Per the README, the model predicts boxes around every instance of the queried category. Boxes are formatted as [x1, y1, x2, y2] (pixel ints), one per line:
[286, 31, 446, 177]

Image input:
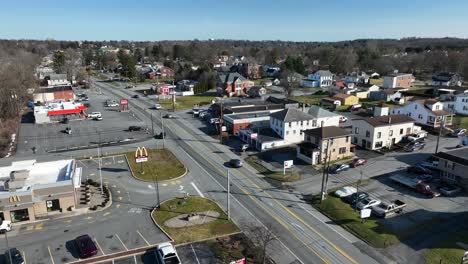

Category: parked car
[356, 197, 381, 210]
[329, 164, 350, 174]
[240, 144, 249, 152]
[132, 94, 139, 98]
[154, 132, 166, 139]
[156, 242, 181, 264]
[343, 192, 369, 204]
[416, 174, 433, 182]
[199, 111, 209, 118]
[229, 159, 243, 168]
[339, 116, 348, 123]
[128, 126, 142, 132]
[87, 112, 102, 119]
[65, 127, 72, 134]
[163, 114, 175, 119]
[92, 116, 103, 121]
[348, 104, 362, 111]
[439, 185, 462, 196]
[448, 128, 467, 137]
[334, 186, 357, 198]
[407, 165, 432, 175]
[372, 200, 406, 218]
[0, 220, 12, 234]
[154, 104, 162, 110]
[75, 234, 98, 258]
[405, 131, 427, 142]
[5, 248, 24, 264]
[404, 141, 425, 152]
[350, 158, 367, 168]
[106, 101, 119, 107]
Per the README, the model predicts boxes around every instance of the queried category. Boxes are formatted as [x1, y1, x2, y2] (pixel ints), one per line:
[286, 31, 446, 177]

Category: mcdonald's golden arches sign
[135, 146, 149, 163]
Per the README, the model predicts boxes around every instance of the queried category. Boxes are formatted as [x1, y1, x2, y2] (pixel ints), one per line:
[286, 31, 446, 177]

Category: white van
[0, 220, 12, 233]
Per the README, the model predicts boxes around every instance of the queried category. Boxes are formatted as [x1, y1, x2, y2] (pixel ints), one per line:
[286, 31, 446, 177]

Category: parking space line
[115, 234, 128, 251]
[22, 251, 26, 264]
[191, 182, 205, 198]
[94, 237, 106, 255]
[191, 244, 201, 264]
[48, 246, 55, 264]
[134, 255, 137, 264]
[136, 230, 151, 246]
[118, 196, 123, 201]
[116, 204, 121, 208]
[103, 212, 111, 216]
[35, 223, 43, 230]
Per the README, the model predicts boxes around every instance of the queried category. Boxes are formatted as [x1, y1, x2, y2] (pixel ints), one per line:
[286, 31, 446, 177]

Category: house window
[414, 105, 417, 110]
[286, 131, 289, 135]
[353, 137, 358, 143]
[312, 120, 317, 127]
[375, 141, 383, 148]
[436, 105, 440, 110]
[354, 127, 359, 134]
[377, 132, 381, 139]
[346, 136, 349, 143]
[418, 114, 423, 119]
[306, 120, 309, 126]
[400, 129, 403, 135]
[444, 161, 448, 168]
[321, 121, 324, 127]
[452, 163, 456, 170]
[406, 127, 411, 134]
[300, 121, 303, 126]
[389, 130, 393, 136]
[366, 131, 370, 138]
[339, 147, 346, 154]
[293, 130, 296, 135]
[408, 113, 412, 117]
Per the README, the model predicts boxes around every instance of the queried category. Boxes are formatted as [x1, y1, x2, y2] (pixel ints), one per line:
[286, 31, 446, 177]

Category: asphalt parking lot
[16, 88, 150, 156]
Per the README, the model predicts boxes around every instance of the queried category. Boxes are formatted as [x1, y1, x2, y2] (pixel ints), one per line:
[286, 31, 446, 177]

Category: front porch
[427, 114, 453, 127]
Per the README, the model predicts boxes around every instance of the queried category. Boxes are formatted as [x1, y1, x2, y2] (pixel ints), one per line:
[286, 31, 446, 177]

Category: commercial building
[33, 85, 75, 103]
[383, 73, 414, 89]
[435, 147, 468, 189]
[270, 108, 317, 144]
[0, 159, 80, 223]
[34, 101, 86, 123]
[223, 111, 272, 135]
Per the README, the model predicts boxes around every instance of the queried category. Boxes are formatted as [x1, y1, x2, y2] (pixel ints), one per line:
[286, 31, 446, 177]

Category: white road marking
[178, 185, 184, 191]
[162, 183, 168, 187]
[148, 184, 154, 189]
[190, 182, 205, 198]
[191, 244, 201, 264]
[115, 234, 128, 250]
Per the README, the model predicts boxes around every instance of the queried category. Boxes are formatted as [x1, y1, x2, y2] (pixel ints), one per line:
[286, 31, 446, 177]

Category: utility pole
[150, 112, 154, 135]
[219, 100, 224, 144]
[5, 230, 13, 264]
[160, 112, 165, 149]
[227, 169, 231, 220]
[355, 169, 364, 212]
[98, 131, 103, 195]
[320, 139, 331, 202]
[323, 139, 333, 199]
[435, 119, 445, 154]
[153, 172, 160, 208]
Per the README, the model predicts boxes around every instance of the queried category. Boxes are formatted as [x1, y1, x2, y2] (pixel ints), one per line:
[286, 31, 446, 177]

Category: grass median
[158, 95, 214, 110]
[424, 229, 468, 264]
[245, 156, 300, 182]
[152, 197, 240, 243]
[125, 149, 186, 182]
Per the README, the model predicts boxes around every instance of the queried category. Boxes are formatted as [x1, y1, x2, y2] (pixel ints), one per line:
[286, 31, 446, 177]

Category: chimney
[388, 117, 392, 124]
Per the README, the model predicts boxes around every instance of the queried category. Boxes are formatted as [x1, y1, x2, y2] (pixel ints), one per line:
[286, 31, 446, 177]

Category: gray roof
[307, 105, 340, 119]
[312, 70, 333, 77]
[48, 73, 67, 81]
[270, 108, 314, 122]
[435, 147, 468, 166]
[218, 72, 247, 83]
[303, 126, 351, 139]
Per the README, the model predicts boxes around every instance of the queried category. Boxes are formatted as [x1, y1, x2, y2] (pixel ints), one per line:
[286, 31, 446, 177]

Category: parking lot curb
[150, 207, 175, 243]
[67, 244, 157, 264]
[174, 231, 242, 247]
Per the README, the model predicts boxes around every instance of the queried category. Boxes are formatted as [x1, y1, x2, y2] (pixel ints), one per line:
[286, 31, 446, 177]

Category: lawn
[125, 149, 186, 182]
[291, 94, 328, 105]
[245, 156, 300, 182]
[311, 194, 399, 248]
[453, 115, 468, 129]
[158, 95, 215, 110]
[152, 197, 240, 243]
[369, 78, 383, 86]
[424, 230, 468, 264]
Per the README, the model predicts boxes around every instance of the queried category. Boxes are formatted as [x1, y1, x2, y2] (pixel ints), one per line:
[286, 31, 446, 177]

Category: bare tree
[247, 223, 276, 264]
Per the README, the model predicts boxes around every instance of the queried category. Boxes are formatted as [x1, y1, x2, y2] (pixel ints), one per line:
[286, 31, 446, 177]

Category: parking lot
[16, 88, 150, 156]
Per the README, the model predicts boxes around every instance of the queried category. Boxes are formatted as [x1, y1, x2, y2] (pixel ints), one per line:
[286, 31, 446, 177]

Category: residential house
[366, 71, 380, 79]
[231, 63, 261, 79]
[333, 93, 359, 106]
[217, 72, 253, 97]
[264, 66, 281, 77]
[344, 72, 370, 85]
[297, 126, 352, 165]
[432, 72, 463, 87]
[383, 73, 414, 88]
[270, 108, 317, 144]
[391, 99, 453, 128]
[301, 70, 334, 88]
[157, 66, 174, 78]
[247, 86, 267, 98]
[435, 147, 468, 189]
[306, 105, 341, 127]
[46, 74, 70, 86]
[444, 94, 468, 115]
[369, 90, 403, 103]
[352, 115, 417, 150]
[434, 87, 468, 101]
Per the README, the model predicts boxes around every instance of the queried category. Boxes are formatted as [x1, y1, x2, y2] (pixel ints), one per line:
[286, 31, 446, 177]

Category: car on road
[403, 141, 425, 152]
[105, 101, 119, 107]
[5, 248, 24, 264]
[64, 127, 72, 134]
[329, 164, 350, 173]
[132, 94, 140, 98]
[156, 242, 181, 264]
[154, 103, 162, 110]
[343, 192, 369, 204]
[87, 112, 102, 119]
[439, 185, 462, 197]
[334, 186, 357, 198]
[163, 114, 175, 119]
[0, 220, 12, 233]
[128, 126, 142, 132]
[350, 158, 367, 168]
[407, 165, 432, 175]
[75, 234, 98, 258]
[339, 116, 348, 123]
[154, 132, 166, 139]
[92, 116, 103, 121]
[356, 197, 381, 210]
[229, 159, 243, 168]
[448, 128, 467, 137]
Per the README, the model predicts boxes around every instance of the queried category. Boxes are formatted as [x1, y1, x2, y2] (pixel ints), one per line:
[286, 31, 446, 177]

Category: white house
[270, 108, 317, 144]
[47, 73, 70, 86]
[391, 99, 453, 128]
[352, 115, 417, 150]
[301, 70, 333, 88]
[344, 72, 369, 84]
[307, 105, 341, 127]
[448, 94, 468, 115]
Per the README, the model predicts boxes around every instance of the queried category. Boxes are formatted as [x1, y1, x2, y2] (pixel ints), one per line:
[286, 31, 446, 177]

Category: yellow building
[333, 93, 359, 105]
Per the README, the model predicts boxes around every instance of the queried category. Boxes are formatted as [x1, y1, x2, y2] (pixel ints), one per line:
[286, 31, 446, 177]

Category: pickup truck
[372, 200, 406, 218]
[390, 174, 440, 197]
[156, 242, 181, 264]
[405, 131, 427, 142]
[0, 220, 11, 233]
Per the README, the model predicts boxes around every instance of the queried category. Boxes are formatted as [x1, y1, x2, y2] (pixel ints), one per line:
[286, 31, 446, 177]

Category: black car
[128, 126, 142, 132]
[343, 192, 369, 204]
[229, 159, 243, 168]
[163, 114, 175, 119]
[5, 248, 24, 264]
[75, 234, 98, 258]
[407, 165, 432, 175]
[132, 94, 139, 98]
[404, 141, 425, 152]
[154, 132, 166, 139]
[328, 164, 350, 174]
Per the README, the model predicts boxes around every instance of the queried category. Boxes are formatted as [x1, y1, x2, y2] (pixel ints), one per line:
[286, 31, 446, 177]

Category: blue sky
[1, 0, 467, 41]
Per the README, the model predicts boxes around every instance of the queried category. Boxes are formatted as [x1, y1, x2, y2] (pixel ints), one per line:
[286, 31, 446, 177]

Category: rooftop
[333, 93, 353, 99]
[270, 108, 314, 122]
[356, 114, 415, 127]
[386, 73, 413, 77]
[35, 85, 73, 94]
[0, 159, 75, 192]
[435, 147, 468, 166]
[304, 126, 351, 139]
[308, 105, 340, 119]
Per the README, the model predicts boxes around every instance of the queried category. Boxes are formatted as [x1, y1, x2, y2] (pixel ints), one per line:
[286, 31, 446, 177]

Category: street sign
[46, 201, 53, 208]
[230, 258, 246, 264]
[284, 160, 294, 169]
[119, 99, 128, 105]
[360, 208, 372, 219]
[135, 157, 148, 163]
[250, 133, 258, 139]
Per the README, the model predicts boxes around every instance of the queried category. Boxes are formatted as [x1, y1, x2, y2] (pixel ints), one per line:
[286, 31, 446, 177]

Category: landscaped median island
[125, 149, 186, 181]
[245, 156, 300, 182]
[424, 230, 468, 264]
[158, 94, 214, 110]
[152, 197, 240, 243]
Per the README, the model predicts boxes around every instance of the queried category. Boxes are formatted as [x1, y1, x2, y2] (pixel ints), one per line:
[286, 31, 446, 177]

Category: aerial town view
[0, 1, 468, 263]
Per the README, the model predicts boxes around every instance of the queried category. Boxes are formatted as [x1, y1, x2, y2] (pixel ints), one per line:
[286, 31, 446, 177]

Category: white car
[156, 242, 181, 264]
[339, 116, 348, 123]
[88, 112, 102, 118]
[0, 220, 11, 233]
[334, 186, 357, 198]
[154, 104, 162, 110]
[106, 101, 119, 107]
[356, 197, 381, 210]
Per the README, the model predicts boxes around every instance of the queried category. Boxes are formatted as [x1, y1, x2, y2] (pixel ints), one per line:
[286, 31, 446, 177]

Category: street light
[4, 230, 13, 264]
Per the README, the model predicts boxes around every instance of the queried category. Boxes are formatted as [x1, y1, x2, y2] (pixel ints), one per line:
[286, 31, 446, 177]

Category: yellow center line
[93, 237, 106, 256]
[115, 234, 128, 251]
[47, 246, 55, 264]
[137, 230, 151, 246]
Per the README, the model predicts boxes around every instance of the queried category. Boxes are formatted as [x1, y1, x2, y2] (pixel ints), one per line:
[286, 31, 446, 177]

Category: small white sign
[46, 201, 53, 208]
[250, 133, 258, 139]
[284, 160, 294, 169]
[135, 157, 148, 163]
[360, 208, 372, 219]
[221, 126, 227, 132]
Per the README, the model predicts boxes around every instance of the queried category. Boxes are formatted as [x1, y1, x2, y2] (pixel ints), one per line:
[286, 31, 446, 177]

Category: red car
[75, 235, 98, 258]
[350, 158, 367, 168]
